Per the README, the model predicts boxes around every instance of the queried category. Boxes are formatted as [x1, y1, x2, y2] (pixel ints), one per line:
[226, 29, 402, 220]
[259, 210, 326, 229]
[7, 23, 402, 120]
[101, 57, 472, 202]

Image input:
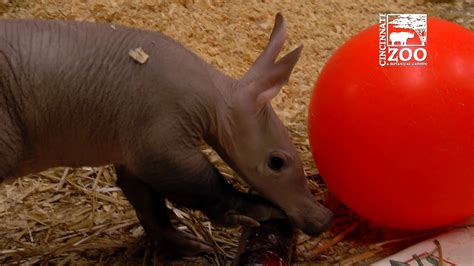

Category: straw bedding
[0, 0, 472, 264]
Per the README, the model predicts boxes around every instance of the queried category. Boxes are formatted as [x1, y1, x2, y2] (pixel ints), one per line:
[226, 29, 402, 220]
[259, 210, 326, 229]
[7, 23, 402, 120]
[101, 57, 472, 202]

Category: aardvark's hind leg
[0, 110, 24, 181]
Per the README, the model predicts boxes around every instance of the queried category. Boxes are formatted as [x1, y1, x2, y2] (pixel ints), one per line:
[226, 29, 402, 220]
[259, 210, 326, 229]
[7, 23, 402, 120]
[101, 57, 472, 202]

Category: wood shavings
[128, 47, 149, 64]
[303, 220, 362, 260]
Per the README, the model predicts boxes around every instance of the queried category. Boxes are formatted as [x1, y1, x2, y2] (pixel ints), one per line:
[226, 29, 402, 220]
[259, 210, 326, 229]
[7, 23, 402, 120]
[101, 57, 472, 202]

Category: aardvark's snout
[285, 196, 333, 236]
[298, 204, 333, 236]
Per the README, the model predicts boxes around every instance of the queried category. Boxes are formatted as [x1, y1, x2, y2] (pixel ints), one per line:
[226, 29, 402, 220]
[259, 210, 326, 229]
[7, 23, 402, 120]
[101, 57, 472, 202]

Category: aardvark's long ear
[241, 13, 303, 106]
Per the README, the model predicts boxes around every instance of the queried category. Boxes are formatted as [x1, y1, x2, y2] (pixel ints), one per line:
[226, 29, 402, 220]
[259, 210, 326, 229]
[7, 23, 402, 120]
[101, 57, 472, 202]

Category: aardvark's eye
[268, 155, 285, 171]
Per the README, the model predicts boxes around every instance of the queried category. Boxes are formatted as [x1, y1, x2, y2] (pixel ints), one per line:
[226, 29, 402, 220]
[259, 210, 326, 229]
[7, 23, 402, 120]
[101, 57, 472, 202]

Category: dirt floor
[0, 0, 472, 265]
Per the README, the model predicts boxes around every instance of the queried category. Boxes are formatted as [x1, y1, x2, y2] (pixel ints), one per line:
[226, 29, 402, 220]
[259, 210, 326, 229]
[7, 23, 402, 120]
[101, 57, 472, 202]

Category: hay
[128, 47, 150, 64]
[0, 0, 473, 264]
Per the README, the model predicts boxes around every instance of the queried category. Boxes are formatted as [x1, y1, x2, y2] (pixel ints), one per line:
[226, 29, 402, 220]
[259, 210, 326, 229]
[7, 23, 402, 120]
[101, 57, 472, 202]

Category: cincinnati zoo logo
[379, 14, 428, 66]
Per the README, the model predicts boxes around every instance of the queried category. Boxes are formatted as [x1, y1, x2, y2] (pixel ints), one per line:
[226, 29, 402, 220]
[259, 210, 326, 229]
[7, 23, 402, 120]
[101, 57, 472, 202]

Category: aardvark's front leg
[115, 164, 214, 257]
[141, 148, 285, 228]
[117, 145, 284, 256]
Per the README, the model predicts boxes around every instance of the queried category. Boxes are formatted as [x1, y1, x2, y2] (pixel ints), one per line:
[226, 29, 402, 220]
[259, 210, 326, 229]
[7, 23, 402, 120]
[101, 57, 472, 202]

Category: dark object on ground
[234, 218, 294, 266]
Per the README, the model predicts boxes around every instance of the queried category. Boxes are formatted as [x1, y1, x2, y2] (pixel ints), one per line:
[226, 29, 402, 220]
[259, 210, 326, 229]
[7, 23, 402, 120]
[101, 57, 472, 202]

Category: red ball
[308, 17, 474, 230]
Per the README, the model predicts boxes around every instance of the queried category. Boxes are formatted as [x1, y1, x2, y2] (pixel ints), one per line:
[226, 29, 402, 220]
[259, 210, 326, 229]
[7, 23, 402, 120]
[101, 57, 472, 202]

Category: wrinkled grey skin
[0, 14, 332, 256]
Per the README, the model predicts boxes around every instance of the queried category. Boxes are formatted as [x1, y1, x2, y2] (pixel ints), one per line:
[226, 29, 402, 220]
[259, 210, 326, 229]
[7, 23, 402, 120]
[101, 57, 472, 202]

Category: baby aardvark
[0, 13, 332, 255]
